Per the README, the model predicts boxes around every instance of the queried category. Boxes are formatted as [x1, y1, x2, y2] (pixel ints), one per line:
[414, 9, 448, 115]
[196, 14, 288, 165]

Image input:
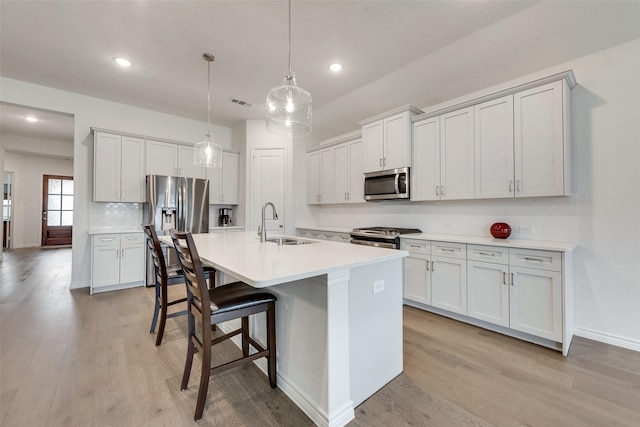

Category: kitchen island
[160, 231, 407, 427]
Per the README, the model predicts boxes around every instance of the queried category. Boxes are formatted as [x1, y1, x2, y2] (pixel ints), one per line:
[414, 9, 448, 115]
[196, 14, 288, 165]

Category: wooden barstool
[169, 229, 277, 421]
[143, 224, 215, 346]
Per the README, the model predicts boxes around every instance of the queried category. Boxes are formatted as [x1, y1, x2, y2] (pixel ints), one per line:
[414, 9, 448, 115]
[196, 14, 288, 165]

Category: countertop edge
[401, 233, 577, 252]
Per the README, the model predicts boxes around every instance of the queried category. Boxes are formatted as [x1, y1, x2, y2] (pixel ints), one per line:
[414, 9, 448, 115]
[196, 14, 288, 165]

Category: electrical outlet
[373, 280, 384, 294]
[442, 222, 454, 231]
[519, 225, 535, 234]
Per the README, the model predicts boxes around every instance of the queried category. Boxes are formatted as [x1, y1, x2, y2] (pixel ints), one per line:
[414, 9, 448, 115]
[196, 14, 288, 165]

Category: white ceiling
[2, 1, 640, 143]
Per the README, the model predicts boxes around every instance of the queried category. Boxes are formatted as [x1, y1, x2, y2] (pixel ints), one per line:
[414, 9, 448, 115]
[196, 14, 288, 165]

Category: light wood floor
[2, 248, 639, 426]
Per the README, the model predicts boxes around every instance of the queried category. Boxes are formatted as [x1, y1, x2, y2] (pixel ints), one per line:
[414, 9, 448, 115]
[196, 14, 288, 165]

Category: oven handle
[350, 239, 397, 249]
[394, 173, 400, 194]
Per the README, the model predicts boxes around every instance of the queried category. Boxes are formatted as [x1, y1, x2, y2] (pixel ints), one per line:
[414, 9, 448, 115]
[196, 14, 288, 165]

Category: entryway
[41, 174, 73, 246]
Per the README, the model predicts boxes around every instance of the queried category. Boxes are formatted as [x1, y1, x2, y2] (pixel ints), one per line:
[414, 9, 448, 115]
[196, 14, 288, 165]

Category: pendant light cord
[288, 0, 292, 76]
[207, 57, 212, 137]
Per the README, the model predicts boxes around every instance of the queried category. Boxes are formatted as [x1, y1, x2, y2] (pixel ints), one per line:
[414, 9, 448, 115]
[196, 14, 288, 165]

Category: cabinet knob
[509, 180, 513, 192]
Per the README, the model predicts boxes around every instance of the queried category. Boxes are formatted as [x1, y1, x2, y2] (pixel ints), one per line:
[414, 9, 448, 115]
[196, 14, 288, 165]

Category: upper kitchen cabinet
[412, 107, 475, 201]
[146, 140, 205, 179]
[93, 130, 145, 203]
[359, 105, 422, 173]
[307, 131, 365, 205]
[207, 150, 238, 205]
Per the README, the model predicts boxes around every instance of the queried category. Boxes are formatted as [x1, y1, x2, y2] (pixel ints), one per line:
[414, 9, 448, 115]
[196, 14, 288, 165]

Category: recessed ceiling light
[114, 57, 132, 67]
[329, 63, 343, 72]
[25, 116, 38, 122]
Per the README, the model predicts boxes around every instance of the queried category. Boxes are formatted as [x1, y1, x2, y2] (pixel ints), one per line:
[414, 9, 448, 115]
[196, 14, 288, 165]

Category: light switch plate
[373, 280, 384, 294]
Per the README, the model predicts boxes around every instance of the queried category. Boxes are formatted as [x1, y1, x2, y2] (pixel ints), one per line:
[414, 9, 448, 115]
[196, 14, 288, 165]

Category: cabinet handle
[431, 261, 435, 271]
[511, 272, 514, 286]
[426, 260, 430, 271]
[503, 272, 506, 285]
[100, 238, 115, 242]
[441, 185, 445, 195]
[347, 192, 350, 200]
[516, 180, 521, 192]
[440, 248, 455, 252]
[116, 249, 119, 258]
[435, 185, 440, 196]
[383, 157, 386, 166]
[121, 191, 125, 200]
[379, 158, 383, 167]
[509, 180, 513, 192]
[478, 251, 495, 256]
[410, 244, 421, 248]
[524, 256, 544, 262]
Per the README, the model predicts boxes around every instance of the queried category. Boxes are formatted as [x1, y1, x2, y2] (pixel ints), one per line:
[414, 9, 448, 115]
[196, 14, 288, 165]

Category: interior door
[42, 175, 73, 246]
[251, 148, 285, 234]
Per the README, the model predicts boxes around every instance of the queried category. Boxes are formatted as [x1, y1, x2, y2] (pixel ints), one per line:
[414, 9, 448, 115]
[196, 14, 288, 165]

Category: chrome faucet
[259, 202, 279, 242]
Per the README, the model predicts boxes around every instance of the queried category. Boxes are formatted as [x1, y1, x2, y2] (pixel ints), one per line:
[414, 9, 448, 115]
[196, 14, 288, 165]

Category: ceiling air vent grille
[228, 98, 254, 108]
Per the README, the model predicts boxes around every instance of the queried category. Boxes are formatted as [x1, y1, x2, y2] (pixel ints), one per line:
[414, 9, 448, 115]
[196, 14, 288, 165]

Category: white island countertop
[159, 231, 407, 288]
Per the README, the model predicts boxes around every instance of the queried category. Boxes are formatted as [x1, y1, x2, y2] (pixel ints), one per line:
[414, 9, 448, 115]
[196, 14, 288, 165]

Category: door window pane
[61, 211, 73, 226]
[48, 211, 61, 226]
[62, 195, 73, 210]
[48, 195, 62, 210]
[48, 179, 61, 194]
[62, 180, 74, 195]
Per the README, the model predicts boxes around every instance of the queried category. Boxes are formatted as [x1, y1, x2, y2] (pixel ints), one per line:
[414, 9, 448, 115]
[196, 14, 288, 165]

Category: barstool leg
[267, 301, 277, 388]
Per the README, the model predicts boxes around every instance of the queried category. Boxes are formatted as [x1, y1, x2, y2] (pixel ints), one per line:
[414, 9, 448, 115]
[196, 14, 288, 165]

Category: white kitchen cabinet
[296, 228, 351, 243]
[306, 132, 364, 204]
[91, 232, 145, 294]
[146, 140, 205, 179]
[401, 239, 431, 305]
[515, 80, 570, 197]
[93, 131, 145, 202]
[360, 105, 422, 173]
[207, 151, 238, 204]
[467, 245, 510, 327]
[412, 107, 474, 201]
[430, 241, 467, 315]
[474, 95, 515, 199]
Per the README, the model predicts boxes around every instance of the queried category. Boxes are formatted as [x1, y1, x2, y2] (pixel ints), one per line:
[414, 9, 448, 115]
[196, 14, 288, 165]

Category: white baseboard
[573, 326, 640, 353]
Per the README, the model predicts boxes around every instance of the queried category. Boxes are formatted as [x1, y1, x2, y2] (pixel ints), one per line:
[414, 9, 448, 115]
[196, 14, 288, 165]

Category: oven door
[364, 167, 409, 201]
[350, 235, 397, 249]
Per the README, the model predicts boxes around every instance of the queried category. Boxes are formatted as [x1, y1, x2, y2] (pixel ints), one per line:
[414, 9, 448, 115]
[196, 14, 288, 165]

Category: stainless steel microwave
[364, 167, 410, 201]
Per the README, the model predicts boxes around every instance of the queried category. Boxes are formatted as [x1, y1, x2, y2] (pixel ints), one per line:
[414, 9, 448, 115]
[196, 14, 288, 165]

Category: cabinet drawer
[121, 233, 144, 245]
[432, 241, 466, 259]
[93, 234, 120, 246]
[400, 239, 430, 254]
[334, 233, 351, 244]
[468, 244, 509, 264]
[509, 248, 561, 272]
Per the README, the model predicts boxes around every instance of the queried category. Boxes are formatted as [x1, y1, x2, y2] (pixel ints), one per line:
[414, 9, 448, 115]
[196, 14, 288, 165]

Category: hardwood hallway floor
[2, 247, 640, 426]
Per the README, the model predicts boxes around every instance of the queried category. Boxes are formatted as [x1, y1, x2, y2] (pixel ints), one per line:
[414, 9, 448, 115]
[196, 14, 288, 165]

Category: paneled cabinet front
[207, 151, 238, 204]
[146, 140, 205, 179]
[306, 138, 364, 205]
[91, 233, 145, 294]
[93, 132, 145, 202]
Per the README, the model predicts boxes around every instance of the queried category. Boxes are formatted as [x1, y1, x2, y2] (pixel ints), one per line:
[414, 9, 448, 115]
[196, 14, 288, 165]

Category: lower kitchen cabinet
[402, 237, 574, 355]
[296, 228, 351, 243]
[91, 232, 145, 294]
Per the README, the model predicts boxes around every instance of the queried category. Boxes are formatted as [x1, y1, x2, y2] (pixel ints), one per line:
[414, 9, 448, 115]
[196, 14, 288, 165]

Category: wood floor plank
[2, 248, 640, 427]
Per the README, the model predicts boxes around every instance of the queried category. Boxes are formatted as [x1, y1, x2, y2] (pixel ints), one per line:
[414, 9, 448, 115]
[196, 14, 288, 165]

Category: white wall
[0, 77, 232, 288]
[298, 39, 640, 351]
[3, 152, 73, 248]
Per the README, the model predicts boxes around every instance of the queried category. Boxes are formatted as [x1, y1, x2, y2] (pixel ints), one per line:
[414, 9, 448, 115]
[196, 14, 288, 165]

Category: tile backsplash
[90, 202, 143, 229]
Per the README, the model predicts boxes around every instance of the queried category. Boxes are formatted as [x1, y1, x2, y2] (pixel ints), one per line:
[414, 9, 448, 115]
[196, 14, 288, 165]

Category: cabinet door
[94, 132, 121, 202]
[120, 136, 145, 202]
[362, 121, 384, 173]
[440, 107, 475, 200]
[509, 266, 562, 342]
[514, 80, 565, 197]
[119, 238, 145, 284]
[307, 151, 320, 204]
[412, 117, 440, 201]
[177, 145, 205, 179]
[404, 254, 431, 305]
[431, 256, 467, 315]
[146, 140, 177, 176]
[319, 147, 335, 203]
[474, 95, 514, 199]
[347, 139, 364, 203]
[333, 143, 349, 203]
[383, 112, 410, 170]
[221, 151, 238, 204]
[467, 261, 509, 327]
[206, 162, 223, 203]
[92, 244, 120, 288]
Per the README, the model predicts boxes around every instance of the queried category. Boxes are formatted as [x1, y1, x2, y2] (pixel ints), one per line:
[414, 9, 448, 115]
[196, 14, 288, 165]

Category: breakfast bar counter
[160, 231, 408, 427]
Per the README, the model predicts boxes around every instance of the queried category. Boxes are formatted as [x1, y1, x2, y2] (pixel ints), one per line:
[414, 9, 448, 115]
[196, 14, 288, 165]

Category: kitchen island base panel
[218, 259, 403, 427]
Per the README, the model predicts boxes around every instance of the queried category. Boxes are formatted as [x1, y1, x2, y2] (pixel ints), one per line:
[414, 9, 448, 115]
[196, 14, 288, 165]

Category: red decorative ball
[490, 222, 511, 239]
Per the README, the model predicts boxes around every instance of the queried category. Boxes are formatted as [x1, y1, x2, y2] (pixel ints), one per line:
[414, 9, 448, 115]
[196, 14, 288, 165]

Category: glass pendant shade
[194, 135, 223, 168]
[266, 74, 312, 136]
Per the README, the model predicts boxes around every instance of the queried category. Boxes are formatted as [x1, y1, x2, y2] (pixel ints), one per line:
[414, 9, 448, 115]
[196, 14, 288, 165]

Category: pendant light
[194, 53, 223, 167]
[265, 0, 312, 137]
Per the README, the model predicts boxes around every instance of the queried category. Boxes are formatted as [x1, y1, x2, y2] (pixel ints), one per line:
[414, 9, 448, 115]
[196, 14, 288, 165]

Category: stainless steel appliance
[350, 226, 421, 249]
[364, 167, 410, 201]
[218, 208, 232, 226]
[143, 175, 209, 286]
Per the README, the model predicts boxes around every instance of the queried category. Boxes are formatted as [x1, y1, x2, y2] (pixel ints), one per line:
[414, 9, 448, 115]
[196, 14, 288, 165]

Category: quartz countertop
[160, 231, 407, 288]
[295, 225, 353, 234]
[209, 225, 244, 230]
[401, 233, 577, 252]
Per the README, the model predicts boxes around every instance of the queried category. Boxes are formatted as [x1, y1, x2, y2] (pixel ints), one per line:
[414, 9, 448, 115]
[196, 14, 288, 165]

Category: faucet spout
[260, 202, 279, 242]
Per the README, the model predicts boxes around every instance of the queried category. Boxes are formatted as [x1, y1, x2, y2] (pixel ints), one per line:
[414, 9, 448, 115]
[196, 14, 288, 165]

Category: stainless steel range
[350, 226, 422, 249]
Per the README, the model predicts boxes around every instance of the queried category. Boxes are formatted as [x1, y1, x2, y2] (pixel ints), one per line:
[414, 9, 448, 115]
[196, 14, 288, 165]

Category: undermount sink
[266, 237, 318, 246]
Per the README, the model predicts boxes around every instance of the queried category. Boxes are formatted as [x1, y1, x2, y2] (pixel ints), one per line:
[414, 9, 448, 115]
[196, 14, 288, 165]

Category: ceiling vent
[228, 97, 254, 108]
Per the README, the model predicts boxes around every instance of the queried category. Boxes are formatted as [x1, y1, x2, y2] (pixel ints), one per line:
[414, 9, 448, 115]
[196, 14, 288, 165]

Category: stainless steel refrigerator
[143, 175, 209, 286]
[143, 175, 209, 235]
